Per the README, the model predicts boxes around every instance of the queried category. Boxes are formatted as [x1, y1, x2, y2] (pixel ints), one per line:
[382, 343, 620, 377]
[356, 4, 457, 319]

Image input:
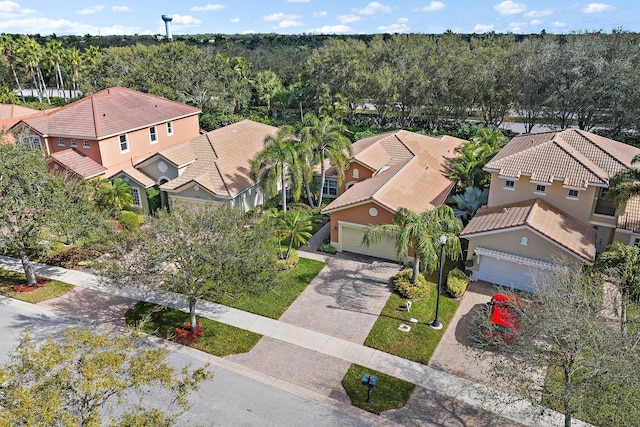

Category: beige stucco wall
[613, 230, 640, 246]
[231, 185, 265, 211]
[466, 228, 569, 263]
[487, 173, 600, 223]
[328, 202, 394, 244]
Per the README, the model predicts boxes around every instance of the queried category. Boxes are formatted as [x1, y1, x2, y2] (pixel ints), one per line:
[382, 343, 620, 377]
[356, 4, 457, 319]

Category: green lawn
[126, 301, 262, 356]
[212, 257, 325, 319]
[0, 269, 74, 303]
[342, 364, 415, 414]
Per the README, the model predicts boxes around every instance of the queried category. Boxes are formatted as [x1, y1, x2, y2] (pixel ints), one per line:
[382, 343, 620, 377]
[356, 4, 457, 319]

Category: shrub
[288, 203, 314, 215]
[318, 243, 337, 254]
[46, 246, 102, 269]
[276, 248, 299, 270]
[118, 211, 144, 230]
[393, 269, 429, 300]
[446, 268, 470, 298]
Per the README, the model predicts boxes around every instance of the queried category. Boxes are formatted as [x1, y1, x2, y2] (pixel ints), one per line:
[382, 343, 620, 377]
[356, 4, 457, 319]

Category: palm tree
[66, 48, 83, 95]
[300, 113, 353, 206]
[251, 126, 303, 212]
[95, 178, 133, 214]
[598, 241, 640, 336]
[450, 126, 507, 189]
[449, 187, 489, 223]
[0, 35, 25, 102]
[608, 154, 640, 207]
[16, 36, 49, 103]
[44, 39, 67, 100]
[362, 205, 463, 283]
[272, 210, 312, 260]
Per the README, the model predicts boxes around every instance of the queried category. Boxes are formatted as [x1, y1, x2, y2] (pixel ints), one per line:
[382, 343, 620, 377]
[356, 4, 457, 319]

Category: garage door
[477, 255, 541, 292]
[341, 225, 399, 261]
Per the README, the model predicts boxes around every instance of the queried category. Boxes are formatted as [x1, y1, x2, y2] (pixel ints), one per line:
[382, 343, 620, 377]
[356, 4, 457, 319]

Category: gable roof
[0, 104, 50, 136]
[159, 120, 279, 198]
[485, 129, 640, 188]
[18, 87, 200, 140]
[48, 148, 107, 179]
[461, 198, 596, 263]
[323, 131, 464, 214]
[617, 196, 640, 234]
[117, 167, 156, 189]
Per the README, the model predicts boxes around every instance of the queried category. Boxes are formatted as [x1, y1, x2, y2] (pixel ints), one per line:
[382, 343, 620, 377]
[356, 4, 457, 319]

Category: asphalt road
[0, 297, 374, 427]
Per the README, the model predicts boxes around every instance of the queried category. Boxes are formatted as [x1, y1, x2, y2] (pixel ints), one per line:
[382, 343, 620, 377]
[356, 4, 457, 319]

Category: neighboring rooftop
[17, 87, 201, 139]
[323, 131, 464, 214]
[48, 148, 107, 179]
[617, 195, 640, 234]
[0, 104, 47, 132]
[461, 198, 596, 263]
[485, 129, 640, 188]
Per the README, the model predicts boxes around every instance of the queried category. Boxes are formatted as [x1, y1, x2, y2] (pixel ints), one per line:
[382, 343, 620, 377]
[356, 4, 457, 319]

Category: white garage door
[341, 225, 399, 261]
[478, 255, 542, 292]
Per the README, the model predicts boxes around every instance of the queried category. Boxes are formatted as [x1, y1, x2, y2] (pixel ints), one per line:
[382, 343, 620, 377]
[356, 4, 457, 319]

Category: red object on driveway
[482, 293, 523, 344]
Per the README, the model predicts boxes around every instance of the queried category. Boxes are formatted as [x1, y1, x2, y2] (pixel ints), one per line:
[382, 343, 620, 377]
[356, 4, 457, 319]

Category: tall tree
[253, 69, 282, 117]
[99, 205, 280, 332]
[15, 35, 49, 103]
[300, 113, 353, 207]
[607, 153, 640, 206]
[362, 205, 462, 283]
[44, 39, 67, 100]
[0, 35, 25, 102]
[0, 327, 211, 426]
[251, 126, 303, 212]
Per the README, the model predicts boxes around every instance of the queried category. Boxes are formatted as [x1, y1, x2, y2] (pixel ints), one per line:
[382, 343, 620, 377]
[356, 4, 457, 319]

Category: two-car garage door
[477, 254, 543, 293]
[341, 224, 400, 261]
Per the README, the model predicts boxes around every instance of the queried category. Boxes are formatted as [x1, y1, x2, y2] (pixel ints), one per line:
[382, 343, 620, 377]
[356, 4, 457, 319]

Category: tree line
[2, 31, 640, 139]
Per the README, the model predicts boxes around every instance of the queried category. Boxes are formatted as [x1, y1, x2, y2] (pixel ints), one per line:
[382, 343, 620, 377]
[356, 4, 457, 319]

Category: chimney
[162, 14, 173, 41]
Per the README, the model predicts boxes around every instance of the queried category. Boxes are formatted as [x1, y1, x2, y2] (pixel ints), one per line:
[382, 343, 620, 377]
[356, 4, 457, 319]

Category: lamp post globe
[430, 234, 447, 330]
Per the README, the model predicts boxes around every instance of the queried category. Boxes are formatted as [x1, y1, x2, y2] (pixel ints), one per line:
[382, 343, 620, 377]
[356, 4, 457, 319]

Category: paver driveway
[227, 252, 400, 401]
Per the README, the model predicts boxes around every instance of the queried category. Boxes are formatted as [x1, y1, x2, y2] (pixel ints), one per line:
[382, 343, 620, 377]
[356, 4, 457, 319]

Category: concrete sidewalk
[0, 255, 581, 426]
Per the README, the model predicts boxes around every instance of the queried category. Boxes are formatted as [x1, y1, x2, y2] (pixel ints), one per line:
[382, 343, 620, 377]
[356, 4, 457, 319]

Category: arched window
[352, 168, 359, 179]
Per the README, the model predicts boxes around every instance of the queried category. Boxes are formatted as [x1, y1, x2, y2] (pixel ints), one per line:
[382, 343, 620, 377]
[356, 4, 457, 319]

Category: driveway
[227, 252, 400, 402]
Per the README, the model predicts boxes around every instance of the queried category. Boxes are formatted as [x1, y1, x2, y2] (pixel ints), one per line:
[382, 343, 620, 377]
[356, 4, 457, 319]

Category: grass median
[0, 269, 74, 303]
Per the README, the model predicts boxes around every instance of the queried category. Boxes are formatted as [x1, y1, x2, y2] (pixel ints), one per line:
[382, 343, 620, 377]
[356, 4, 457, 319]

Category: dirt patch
[11, 277, 47, 292]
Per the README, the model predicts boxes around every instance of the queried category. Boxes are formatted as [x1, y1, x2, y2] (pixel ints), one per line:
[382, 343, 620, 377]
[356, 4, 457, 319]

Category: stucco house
[322, 130, 465, 260]
[116, 120, 278, 213]
[461, 129, 640, 291]
[10, 86, 201, 179]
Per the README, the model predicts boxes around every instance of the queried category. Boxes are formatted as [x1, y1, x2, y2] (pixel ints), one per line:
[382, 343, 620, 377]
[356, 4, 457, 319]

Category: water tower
[162, 14, 173, 41]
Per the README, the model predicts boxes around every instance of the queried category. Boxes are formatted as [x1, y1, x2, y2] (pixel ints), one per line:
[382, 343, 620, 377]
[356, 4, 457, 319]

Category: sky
[0, 0, 637, 36]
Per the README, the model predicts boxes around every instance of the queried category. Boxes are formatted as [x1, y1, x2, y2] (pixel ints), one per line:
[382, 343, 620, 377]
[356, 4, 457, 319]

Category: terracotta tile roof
[49, 148, 106, 179]
[617, 196, 640, 233]
[160, 120, 279, 198]
[486, 129, 640, 188]
[461, 198, 596, 262]
[0, 104, 50, 132]
[19, 87, 200, 139]
[323, 131, 463, 214]
[118, 167, 155, 188]
[155, 139, 197, 168]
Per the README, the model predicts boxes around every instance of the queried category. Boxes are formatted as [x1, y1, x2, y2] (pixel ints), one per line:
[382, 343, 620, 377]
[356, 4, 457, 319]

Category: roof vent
[103, 113, 106, 117]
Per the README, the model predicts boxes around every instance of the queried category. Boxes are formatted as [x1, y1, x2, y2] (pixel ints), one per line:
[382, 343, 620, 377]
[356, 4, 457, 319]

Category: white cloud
[530, 19, 542, 25]
[493, 1, 527, 15]
[169, 14, 202, 29]
[264, 13, 301, 22]
[312, 11, 327, 18]
[473, 23, 494, 32]
[0, 1, 36, 18]
[508, 21, 525, 32]
[2, 16, 144, 35]
[524, 9, 552, 18]
[338, 14, 361, 24]
[111, 6, 129, 12]
[242, 29, 256, 34]
[230, 17, 240, 23]
[398, 17, 408, 23]
[190, 4, 226, 12]
[306, 24, 352, 34]
[355, 2, 392, 15]
[278, 19, 304, 28]
[583, 3, 616, 13]
[550, 21, 566, 28]
[378, 22, 410, 33]
[415, 1, 445, 12]
[76, 5, 104, 15]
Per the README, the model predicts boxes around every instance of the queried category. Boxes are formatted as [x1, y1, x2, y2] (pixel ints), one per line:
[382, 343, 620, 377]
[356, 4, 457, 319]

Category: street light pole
[430, 234, 447, 330]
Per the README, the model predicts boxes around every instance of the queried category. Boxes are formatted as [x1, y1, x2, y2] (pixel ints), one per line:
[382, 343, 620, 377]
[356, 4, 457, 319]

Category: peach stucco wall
[46, 137, 101, 164]
[339, 162, 374, 194]
[329, 202, 394, 243]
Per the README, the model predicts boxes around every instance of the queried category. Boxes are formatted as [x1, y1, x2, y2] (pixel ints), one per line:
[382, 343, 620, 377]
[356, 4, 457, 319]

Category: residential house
[11, 86, 201, 179]
[116, 120, 278, 213]
[322, 130, 465, 261]
[461, 129, 640, 291]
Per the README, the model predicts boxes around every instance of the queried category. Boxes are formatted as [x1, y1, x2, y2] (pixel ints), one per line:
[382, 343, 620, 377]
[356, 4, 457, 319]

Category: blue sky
[0, 1, 636, 36]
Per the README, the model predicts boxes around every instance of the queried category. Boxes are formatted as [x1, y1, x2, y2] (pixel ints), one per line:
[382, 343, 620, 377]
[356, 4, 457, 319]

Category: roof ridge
[91, 93, 100, 138]
[371, 156, 413, 201]
[553, 133, 609, 183]
[212, 162, 231, 197]
[524, 198, 539, 224]
[206, 133, 219, 160]
[572, 129, 629, 170]
[484, 138, 552, 174]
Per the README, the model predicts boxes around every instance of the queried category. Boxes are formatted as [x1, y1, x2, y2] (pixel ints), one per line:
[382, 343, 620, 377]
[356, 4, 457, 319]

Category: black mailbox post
[361, 373, 378, 403]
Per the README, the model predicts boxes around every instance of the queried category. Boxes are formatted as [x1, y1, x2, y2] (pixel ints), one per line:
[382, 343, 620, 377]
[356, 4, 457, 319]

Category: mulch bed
[174, 322, 204, 343]
[11, 277, 48, 292]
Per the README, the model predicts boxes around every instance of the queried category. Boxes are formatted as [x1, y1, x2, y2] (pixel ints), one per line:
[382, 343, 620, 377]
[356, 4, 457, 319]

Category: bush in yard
[318, 243, 337, 254]
[446, 268, 470, 297]
[393, 269, 429, 300]
[118, 211, 144, 230]
[288, 203, 314, 215]
[46, 246, 102, 269]
[276, 248, 299, 270]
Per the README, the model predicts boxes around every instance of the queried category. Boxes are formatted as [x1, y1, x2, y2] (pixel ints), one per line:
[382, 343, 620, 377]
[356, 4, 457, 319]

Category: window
[58, 138, 64, 146]
[352, 168, 359, 179]
[166, 121, 173, 136]
[534, 184, 546, 194]
[70, 139, 77, 147]
[322, 179, 338, 196]
[504, 180, 515, 190]
[567, 189, 579, 199]
[83, 140, 90, 148]
[119, 134, 129, 153]
[149, 126, 158, 143]
[632, 237, 640, 248]
[30, 136, 42, 150]
[130, 187, 142, 207]
[520, 236, 528, 246]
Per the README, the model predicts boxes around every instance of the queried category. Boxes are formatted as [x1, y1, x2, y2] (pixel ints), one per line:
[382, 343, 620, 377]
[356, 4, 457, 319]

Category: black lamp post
[430, 234, 447, 330]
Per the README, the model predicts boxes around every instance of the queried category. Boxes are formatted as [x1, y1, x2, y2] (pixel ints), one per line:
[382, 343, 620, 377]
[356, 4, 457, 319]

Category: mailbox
[361, 373, 378, 403]
[361, 373, 370, 386]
